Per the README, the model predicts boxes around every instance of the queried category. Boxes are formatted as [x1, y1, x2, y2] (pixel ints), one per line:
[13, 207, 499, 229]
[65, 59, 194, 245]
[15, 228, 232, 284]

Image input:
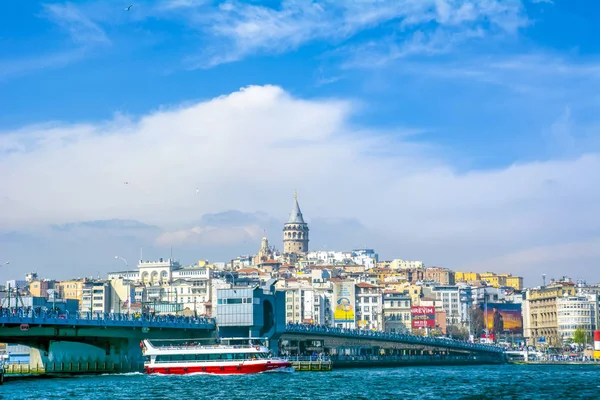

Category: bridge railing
[0, 309, 215, 329]
[284, 324, 505, 354]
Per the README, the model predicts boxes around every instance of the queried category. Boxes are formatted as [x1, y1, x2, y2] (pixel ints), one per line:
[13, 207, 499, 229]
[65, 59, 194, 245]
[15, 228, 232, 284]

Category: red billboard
[411, 306, 435, 328]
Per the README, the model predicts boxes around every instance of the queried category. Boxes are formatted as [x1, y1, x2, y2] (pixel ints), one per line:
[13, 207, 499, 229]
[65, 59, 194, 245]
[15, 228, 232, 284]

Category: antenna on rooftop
[542, 274, 546, 287]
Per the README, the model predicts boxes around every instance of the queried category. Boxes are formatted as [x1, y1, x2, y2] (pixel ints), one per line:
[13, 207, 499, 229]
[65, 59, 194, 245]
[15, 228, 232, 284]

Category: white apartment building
[107, 259, 214, 314]
[81, 281, 111, 314]
[108, 258, 181, 284]
[282, 285, 332, 326]
[557, 294, 599, 343]
[389, 259, 424, 270]
[432, 286, 462, 327]
[356, 283, 383, 330]
[170, 279, 211, 316]
[305, 250, 377, 270]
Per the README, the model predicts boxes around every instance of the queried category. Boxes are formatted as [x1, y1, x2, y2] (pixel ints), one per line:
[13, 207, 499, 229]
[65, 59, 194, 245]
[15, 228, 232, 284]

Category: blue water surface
[2, 365, 599, 399]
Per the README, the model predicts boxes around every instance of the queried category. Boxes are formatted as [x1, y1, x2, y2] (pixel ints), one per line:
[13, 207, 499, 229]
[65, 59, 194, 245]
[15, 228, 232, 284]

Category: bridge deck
[0, 312, 215, 330]
[285, 325, 504, 354]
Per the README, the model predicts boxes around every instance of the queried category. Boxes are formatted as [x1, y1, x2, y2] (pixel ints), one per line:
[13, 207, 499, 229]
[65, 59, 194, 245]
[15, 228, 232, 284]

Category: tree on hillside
[469, 307, 485, 337]
[573, 328, 587, 346]
[448, 325, 470, 340]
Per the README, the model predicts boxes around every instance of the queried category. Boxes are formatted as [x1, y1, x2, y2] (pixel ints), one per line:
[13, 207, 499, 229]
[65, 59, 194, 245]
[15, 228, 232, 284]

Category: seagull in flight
[124, 181, 130, 185]
[196, 188, 199, 194]
[125, 5, 133, 11]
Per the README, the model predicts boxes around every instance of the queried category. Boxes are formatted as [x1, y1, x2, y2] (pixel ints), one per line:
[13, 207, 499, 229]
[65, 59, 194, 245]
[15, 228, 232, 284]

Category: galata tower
[283, 192, 309, 254]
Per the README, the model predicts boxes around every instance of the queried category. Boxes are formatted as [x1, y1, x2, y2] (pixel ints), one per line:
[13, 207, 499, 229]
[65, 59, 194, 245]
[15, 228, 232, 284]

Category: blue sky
[1, 0, 600, 285]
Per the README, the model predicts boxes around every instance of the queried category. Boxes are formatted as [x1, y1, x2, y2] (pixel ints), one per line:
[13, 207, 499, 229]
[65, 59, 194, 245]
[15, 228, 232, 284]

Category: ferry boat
[142, 340, 292, 375]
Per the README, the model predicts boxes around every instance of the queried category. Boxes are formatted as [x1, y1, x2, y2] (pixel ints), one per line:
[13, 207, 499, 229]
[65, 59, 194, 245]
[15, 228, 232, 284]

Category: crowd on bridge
[0, 306, 214, 326]
[285, 323, 504, 353]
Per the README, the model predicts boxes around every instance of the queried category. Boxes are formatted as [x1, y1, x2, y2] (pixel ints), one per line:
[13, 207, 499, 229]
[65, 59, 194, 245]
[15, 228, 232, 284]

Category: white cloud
[42, 2, 111, 46]
[156, 225, 263, 247]
[1, 85, 599, 283]
[185, 0, 527, 67]
[0, 49, 87, 81]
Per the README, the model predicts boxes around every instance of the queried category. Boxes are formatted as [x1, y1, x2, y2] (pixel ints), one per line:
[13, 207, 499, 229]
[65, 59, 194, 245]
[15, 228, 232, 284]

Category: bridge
[281, 324, 506, 366]
[0, 281, 506, 375]
[0, 310, 215, 372]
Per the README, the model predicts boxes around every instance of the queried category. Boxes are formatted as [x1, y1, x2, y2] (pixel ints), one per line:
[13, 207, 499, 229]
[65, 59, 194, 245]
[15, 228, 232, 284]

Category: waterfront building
[57, 279, 87, 304]
[106, 258, 214, 314]
[5, 279, 27, 291]
[356, 282, 383, 330]
[557, 294, 598, 344]
[281, 283, 330, 325]
[81, 281, 111, 314]
[28, 280, 52, 298]
[523, 281, 577, 347]
[283, 192, 309, 255]
[169, 278, 211, 316]
[431, 286, 463, 327]
[382, 291, 411, 334]
[109, 278, 138, 313]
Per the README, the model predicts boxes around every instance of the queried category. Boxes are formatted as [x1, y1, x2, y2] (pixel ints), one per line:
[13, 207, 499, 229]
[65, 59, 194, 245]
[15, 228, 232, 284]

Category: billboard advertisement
[333, 281, 355, 323]
[411, 306, 435, 328]
[482, 303, 523, 334]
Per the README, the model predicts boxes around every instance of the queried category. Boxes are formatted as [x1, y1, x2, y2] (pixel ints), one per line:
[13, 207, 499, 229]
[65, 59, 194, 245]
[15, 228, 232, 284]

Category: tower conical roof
[287, 193, 305, 224]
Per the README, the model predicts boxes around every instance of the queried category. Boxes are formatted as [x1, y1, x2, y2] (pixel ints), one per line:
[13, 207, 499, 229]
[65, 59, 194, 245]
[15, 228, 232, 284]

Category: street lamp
[114, 256, 128, 266]
[224, 271, 236, 287]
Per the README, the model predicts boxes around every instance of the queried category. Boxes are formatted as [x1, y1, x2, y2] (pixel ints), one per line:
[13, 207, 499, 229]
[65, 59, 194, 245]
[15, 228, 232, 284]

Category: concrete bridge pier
[26, 339, 144, 372]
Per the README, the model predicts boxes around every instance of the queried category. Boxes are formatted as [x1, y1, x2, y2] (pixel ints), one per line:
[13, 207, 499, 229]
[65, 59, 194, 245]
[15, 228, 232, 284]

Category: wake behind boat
[142, 340, 292, 375]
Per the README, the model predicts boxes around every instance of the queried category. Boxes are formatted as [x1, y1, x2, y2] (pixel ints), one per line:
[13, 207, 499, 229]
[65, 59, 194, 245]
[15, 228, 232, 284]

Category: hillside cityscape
[2, 194, 597, 363]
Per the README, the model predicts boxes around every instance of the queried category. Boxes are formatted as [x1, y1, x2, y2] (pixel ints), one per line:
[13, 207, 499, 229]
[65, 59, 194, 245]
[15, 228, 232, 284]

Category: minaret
[283, 191, 309, 254]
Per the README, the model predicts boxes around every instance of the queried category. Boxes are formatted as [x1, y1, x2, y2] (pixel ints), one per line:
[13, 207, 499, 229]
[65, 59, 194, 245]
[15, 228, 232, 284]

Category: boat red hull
[145, 361, 292, 375]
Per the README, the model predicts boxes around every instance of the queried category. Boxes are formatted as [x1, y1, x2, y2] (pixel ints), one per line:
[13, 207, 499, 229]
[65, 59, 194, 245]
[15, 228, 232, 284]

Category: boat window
[156, 355, 170, 363]
[171, 354, 184, 361]
[183, 354, 196, 361]
[209, 353, 221, 360]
